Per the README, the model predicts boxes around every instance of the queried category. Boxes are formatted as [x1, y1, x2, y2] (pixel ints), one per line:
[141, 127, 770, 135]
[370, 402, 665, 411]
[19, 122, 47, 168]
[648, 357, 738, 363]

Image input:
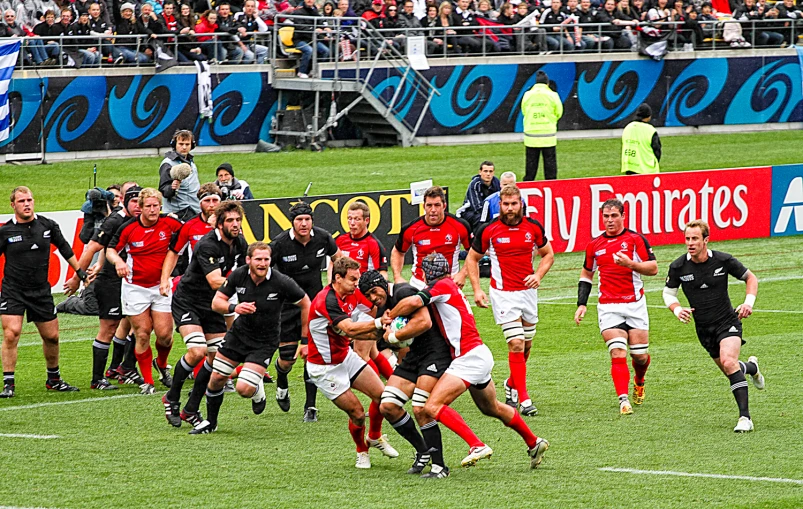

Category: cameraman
[159, 129, 200, 222]
[78, 184, 121, 245]
[214, 163, 254, 201]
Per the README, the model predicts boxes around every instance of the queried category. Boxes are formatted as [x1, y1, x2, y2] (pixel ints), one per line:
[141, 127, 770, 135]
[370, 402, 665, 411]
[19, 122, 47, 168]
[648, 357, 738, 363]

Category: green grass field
[0, 132, 802, 509]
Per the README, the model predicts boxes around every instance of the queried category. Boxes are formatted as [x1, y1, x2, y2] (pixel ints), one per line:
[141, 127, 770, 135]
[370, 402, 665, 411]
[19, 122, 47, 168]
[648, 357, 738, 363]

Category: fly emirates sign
[518, 167, 773, 253]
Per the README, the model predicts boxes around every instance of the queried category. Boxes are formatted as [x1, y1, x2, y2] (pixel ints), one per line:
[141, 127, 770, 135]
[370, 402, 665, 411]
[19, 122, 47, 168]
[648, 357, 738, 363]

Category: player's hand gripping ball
[389, 316, 414, 348]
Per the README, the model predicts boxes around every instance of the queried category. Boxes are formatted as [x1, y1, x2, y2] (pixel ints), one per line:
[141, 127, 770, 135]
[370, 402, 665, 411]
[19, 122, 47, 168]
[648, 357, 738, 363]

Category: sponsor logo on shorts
[181, 312, 192, 322]
[700, 283, 708, 289]
[680, 274, 694, 282]
[267, 293, 278, 300]
[43, 230, 51, 238]
[0, 302, 6, 310]
[714, 267, 725, 276]
[283, 255, 297, 262]
[729, 326, 738, 333]
[109, 307, 120, 315]
[316, 248, 325, 257]
[426, 364, 437, 372]
[30, 244, 39, 250]
[7, 235, 22, 243]
[302, 265, 309, 270]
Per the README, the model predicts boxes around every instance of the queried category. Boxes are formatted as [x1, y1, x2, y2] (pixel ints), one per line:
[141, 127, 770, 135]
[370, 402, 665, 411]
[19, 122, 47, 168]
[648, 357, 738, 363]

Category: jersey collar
[11, 214, 37, 224]
[248, 267, 272, 281]
[601, 228, 627, 239]
[686, 249, 713, 261]
[289, 228, 315, 241]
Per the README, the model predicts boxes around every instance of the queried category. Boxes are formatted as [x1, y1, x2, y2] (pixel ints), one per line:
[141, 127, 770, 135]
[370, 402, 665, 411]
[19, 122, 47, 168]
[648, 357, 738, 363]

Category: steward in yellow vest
[521, 70, 563, 180]
[621, 103, 661, 175]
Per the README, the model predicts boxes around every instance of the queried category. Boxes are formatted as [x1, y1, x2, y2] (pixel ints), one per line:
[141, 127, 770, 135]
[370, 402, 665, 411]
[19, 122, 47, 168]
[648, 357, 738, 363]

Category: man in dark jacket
[216, 2, 248, 62]
[112, 2, 149, 63]
[456, 161, 501, 232]
[71, 10, 103, 65]
[450, 0, 483, 53]
[30, 9, 63, 65]
[292, 0, 329, 77]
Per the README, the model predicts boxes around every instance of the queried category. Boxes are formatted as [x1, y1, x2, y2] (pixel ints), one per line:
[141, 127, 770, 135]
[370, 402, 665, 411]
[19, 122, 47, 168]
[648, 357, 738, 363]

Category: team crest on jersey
[43, 230, 50, 238]
[316, 248, 325, 257]
[283, 255, 297, 262]
[357, 248, 364, 258]
[621, 242, 628, 250]
[159, 231, 166, 240]
[680, 274, 695, 282]
[525, 232, 532, 242]
[714, 267, 725, 276]
[445, 234, 453, 243]
[7, 235, 22, 243]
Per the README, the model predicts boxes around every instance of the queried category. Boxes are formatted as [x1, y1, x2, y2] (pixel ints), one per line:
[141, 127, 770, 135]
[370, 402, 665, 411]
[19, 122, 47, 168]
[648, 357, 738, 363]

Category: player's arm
[390, 246, 406, 284]
[296, 295, 311, 339]
[735, 269, 758, 319]
[160, 250, 180, 296]
[451, 220, 473, 288]
[212, 277, 255, 315]
[615, 235, 658, 276]
[388, 294, 425, 320]
[466, 248, 489, 308]
[386, 306, 431, 344]
[663, 265, 693, 323]
[373, 237, 389, 280]
[63, 239, 103, 295]
[525, 240, 555, 289]
[574, 267, 594, 325]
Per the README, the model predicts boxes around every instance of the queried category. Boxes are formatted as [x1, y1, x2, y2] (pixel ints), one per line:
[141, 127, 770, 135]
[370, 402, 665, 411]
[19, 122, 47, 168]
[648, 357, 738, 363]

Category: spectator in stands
[451, 0, 485, 53]
[137, 1, 164, 57]
[775, 0, 800, 45]
[215, 163, 255, 200]
[480, 170, 517, 222]
[540, 0, 575, 51]
[159, 2, 177, 42]
[615, 0, 640, 48]
[175, 3, 207, 61]
[3, 9, 32, 65]
[234, 0, 268, 63]
[578, 0, 614, 50]
[30, 9, 62, 66]
[477, 0, 499, 19]
[196, 9, 225, 60]
[71, 0, 92, 20]
[216, 2, 246, 63]
[647, 0, 671, 22]
[362, 0, 384, 28]
[699, 2, 717, 40]
[72, 10, 103, 65]
[514, 1, 548, 53]
[427, 1, 461, 55]
[456, 160, 501, 232]
[144, 0, 163, 15]
[597, 0, 631, 49]
[112, 3, 149, 64]
[87, 2, 113, 61]
[293, 0, 330, 78]
[399, 0, 424, 35]
[562, 0, 585, 49]
[736, 0, 784, 46]
[383, 4, 408, 48]
[759, 1, 786, 46]
[631, 0, 646, 20]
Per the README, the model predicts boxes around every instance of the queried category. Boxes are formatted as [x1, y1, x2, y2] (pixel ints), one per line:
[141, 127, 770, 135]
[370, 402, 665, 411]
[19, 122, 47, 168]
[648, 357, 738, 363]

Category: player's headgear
[289, 201, 313, 220]
[358, 270, 388, 296]
[421, 253, 450, 283]
[124, 185, 142, 208]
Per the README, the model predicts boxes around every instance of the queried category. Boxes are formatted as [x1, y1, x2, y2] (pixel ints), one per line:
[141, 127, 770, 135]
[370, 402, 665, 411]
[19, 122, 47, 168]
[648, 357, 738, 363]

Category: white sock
[252, 382, 265, 402]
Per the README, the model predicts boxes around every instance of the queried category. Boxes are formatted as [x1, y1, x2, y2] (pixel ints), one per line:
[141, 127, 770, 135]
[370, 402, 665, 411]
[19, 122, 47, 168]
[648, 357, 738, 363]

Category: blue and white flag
[0, 40, 21, 142]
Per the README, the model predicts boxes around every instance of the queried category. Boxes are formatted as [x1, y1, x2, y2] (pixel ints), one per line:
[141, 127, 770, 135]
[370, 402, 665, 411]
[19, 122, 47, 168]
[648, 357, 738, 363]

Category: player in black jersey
[0, 187, 86, 397]
[268, 202, 341, 421]
[359, 270, 453, 479]
[189, 242, 310, 434]
[663, 220, 765, 433]
[64, 182, 141, 390]
[162, 201, 248, 428]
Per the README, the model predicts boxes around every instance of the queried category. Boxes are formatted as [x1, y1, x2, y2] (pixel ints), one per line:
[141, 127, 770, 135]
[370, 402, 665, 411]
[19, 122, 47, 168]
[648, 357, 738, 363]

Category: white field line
[18, 337, 91, 348]
[599, 467, 803, 485]
[0, 391, 165, 412]
[0, 433, 61, 439]
[539, 301, 803, 314]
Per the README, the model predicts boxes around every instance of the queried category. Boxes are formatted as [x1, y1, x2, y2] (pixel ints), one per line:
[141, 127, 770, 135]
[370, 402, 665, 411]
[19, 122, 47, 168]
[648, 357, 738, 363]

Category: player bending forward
[663, 220, 765, 433]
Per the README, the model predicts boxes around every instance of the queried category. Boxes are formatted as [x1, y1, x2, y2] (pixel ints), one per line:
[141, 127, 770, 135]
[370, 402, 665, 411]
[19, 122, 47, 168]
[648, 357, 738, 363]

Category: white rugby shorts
[489, 287, 539, 326]
[121, 281, 172, 316]
[306, 349, 368, 401]
[444, 343, 494, 386]
[597, 298, 649, 332]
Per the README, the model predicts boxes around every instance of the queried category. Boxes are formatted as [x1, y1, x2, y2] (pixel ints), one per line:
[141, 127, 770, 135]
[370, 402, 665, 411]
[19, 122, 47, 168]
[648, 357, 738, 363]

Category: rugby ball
[389, 316, 414, 348]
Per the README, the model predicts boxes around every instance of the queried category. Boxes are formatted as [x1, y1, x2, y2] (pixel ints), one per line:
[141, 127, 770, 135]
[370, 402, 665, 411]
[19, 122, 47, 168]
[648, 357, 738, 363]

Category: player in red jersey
[336, 201, 396, 382]
[107, 188, 183, 395]
[391, 186, 471, 290]
[466, 184, 554, 416]
[386, 253, 550, 470]
[574, 199, 658, 415]
[306, 257, 399, 469]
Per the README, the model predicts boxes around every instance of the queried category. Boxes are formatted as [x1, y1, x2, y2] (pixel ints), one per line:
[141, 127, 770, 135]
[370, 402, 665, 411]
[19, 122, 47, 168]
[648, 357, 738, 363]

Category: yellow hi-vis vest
[521, 83, 563, 148]
[621, 121, 659, 174]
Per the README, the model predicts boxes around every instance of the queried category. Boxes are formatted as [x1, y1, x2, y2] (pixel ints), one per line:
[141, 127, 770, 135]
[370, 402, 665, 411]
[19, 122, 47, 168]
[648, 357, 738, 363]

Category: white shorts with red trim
[597, 298, 649, 332]
[306, 349, 368, 401]
[444, 343, 494, 386]
[121, 281, 172, 316]
[489, 287, 539, 325]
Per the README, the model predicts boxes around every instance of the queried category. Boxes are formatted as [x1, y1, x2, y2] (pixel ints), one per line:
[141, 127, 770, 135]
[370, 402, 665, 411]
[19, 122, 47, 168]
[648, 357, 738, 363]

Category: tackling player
[268, 202, 341, 422]
[360, 270, 453, 478]
[663, 220, 764, 432]
[189, 243, 311, 434]
[0, 187, 85, 396]
[574, 199, 658, 415]
[387, 253, 550, 470]
[107, 188, 183, 395]
[306, 257, 399, 469]
[391, 186, 471, 289]
[466, 184, 553, 416]
[162, 201, 248, 428]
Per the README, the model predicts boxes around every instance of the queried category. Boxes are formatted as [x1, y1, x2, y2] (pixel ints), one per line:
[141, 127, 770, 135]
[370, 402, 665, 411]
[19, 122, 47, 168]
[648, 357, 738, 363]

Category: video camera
[81, 187, 116, 216]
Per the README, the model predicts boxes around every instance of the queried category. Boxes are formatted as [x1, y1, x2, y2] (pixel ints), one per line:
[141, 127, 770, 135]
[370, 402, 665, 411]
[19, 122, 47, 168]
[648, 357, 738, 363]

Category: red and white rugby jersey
[307, 285, 374, 365]
[473, 217, 548, 291]
[170, 214, 212, 261]
[418, 277, 482, 358]
[336, 231, 388, 273]
[395, 214, 471, 281]
[111, 214, 183, 287]
[583, 228, 656, 304]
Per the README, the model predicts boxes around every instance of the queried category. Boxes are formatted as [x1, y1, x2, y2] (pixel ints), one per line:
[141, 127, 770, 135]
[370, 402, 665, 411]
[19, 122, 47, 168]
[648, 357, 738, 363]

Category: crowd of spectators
[0, 0, 798, 67]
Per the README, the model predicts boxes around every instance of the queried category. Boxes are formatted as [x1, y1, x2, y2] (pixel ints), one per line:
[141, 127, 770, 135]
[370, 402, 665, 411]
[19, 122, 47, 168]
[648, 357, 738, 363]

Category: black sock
[739, 360, 758, 376]
[122, 336, 137, 370]
[275, 359, 290, 390]
[3, 372, 14, 387]
[205, 387, 225, 427]
[390, 412, 428, 453]
[167, 356, 197, 402]
[184, 360, 212, 414]
[303, 363, 317, 409]
[47, 366, 60, 381]
[109, 335, 127, 371]
[92, 340, 110, 382]
[420, 420, 446, 467]
[728, 370, 750, 418]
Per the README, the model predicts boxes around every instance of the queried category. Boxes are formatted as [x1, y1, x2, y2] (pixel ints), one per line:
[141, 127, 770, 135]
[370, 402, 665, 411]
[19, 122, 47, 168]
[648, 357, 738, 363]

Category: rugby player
[574, 199, 658, 415]
[306, 257, 399, 468]
[387, 253, 549, 470]
[466, 184, 553, 416]
[360, 270, 453, 478]
[64, 182, 141, 390]
[162, 201, 248, 428]
[268, 202, 341, 422]
[663, 220, 764, 432]
[390, 186, 471, 290]
[0, 186, 85, 397]
[107, 188, 183, 395]
[189, 242, 311, 434]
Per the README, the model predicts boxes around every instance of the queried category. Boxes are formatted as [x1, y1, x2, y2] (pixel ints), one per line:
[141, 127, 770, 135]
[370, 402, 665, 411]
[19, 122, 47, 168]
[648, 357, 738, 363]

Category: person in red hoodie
[196, 9, 225, 61]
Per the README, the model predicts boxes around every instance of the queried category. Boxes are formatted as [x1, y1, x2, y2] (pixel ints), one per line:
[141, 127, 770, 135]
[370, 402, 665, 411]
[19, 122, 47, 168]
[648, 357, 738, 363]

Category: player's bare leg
[352, 364, 398, 460]
[627, 329, 650, 406]
[332, 388, 372, 468]
[129, 310, 158, 393]
[602, 328, 633, 414]
[715, 336, 756, 432]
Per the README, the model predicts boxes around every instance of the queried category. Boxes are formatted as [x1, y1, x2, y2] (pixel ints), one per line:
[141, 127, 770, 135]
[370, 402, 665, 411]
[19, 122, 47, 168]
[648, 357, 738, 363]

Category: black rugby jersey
[268, 226, 338, 299]
[94, 209, 131, 282]
[0, 215, 74, 288]
[176, 229, 248, 303]
[379, 282, 451, 357]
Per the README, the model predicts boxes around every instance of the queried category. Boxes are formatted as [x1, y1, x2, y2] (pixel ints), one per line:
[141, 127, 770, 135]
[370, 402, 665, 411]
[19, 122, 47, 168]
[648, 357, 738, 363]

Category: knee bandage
[502, 322, 525, 343]
[605, 337, 628, 353]
[412, 388, 430, 408]
[206, 336, 224, 354]
[629, 343, 649, 355]
[278, 343, 298, 362]
[522, 324, 536, 341]
[183, 331, 206, 350]
[212, 356, 237, 377]
[239, 368, 263, 389]
[381, 386, 410, 408]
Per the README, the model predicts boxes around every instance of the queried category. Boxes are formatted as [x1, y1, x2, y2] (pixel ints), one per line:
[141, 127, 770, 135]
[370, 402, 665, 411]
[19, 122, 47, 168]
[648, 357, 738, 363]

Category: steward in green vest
[521, 70, 563, 181]
[621, 103, 661, 175]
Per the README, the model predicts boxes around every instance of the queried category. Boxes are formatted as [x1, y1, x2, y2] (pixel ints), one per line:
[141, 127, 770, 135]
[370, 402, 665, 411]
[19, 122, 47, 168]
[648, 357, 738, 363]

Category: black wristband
[77, 269, 88, 282]
[228, 303, 236, 314]
[577, 280, 592, 307]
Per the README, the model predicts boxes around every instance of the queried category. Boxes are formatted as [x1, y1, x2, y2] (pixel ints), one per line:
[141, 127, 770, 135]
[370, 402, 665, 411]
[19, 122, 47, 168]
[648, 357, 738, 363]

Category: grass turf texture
[0, 132, 801, 508]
